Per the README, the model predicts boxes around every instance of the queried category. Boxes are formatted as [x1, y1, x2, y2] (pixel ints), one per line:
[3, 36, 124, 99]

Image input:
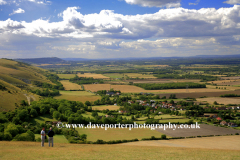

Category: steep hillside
[0, 59, 55, 111]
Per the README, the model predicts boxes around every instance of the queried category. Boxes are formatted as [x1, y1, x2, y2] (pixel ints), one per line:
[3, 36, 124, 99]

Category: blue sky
[0, 0, 240, 58]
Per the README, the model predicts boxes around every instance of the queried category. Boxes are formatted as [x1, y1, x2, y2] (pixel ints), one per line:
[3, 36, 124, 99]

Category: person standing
[40, 127, 46, 147]
[48, 127, 55, 147]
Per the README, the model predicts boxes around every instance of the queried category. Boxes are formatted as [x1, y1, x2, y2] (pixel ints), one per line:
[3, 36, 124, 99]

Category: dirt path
[23, 94, 36, 105]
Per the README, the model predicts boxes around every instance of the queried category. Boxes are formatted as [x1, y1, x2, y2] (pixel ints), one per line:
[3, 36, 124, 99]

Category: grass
[30, 114, 57, 125]
[57, 74, 76, 79]
[1, 141, 240, 160]
[76, 128, 167, 141]
[81, 112, 105, 119]
[158, 119, 191, 123]
[34, 134, 69, 143]
[0, 90, 27, 111]
[154, 115, 186, 119]
[54, 91, 101, 103]
[124, 73, 157, 79]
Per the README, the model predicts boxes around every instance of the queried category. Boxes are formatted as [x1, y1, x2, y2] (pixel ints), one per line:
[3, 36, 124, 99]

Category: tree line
[134, 82, 206, 90]
[69, 75, 104, 85]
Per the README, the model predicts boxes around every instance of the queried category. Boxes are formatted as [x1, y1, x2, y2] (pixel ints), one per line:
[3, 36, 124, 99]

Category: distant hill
[0, 59, 54, 111]
[62, 58, 88, 61]
[15, 57, 65, 64]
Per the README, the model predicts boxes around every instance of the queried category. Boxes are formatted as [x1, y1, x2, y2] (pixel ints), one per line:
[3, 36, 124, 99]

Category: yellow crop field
[84, 84, 145, 92]
[60, 80, 82, 90]
[92, 105, 120, 111]
[54, 91, 101, 103]
[124, 73, 157, 79]
[197, 97, 240, 105]
[78, 73, 110, 79]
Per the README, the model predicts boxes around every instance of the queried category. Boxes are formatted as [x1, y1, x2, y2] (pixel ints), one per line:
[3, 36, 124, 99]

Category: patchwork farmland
[54, 91, 101, 103]
[60, 80, 83, 90]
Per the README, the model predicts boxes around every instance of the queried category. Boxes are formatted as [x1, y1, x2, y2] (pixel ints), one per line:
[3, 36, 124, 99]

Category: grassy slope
[0, 141, 239, 160]
[0, 59, 51, 111]
[34, 134, 69, 143]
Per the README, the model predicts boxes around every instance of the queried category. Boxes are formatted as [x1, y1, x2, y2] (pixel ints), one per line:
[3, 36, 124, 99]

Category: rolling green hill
[0, 59, 57, 111]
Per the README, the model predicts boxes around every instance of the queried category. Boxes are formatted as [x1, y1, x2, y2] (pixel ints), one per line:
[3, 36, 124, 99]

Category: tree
[85, 101, 91, 106]
[53, 111, 61, 120]
[80, 134, 87, 141]
[91, 112, 98, 117]
[17, 109, 29, 122]
[169, 100, 174, 104]
[30, 109, 38, 118]
[161, 134, 167, 139]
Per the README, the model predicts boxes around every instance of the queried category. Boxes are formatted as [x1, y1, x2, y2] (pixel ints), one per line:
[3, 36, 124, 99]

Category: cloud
[1, 6, 240, 39]
[224, 0, 240, 5]
[0, 18, 25, 29]
[0, 0, 6, 5]
[189, 0, 200, 5]
[1, 5, 240, 58]
[123, 0, 181, 8]
[26, 0, 52, 5]
[9, 8, 25, 16]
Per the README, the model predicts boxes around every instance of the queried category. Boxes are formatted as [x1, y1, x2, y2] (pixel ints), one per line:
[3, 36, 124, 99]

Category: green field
[30, 114, 57, 125]
[81, 112, 106, 119]
[154, 115, 186, 119]
[57, 74, 76, 79]
[76, 128, 167, 141]
[34, 134, 69, 143]
[54, 91, 101, 103]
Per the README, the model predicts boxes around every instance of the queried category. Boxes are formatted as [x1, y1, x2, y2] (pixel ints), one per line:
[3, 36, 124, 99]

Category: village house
[228, 122, 238, 127]
[52, 121, 62, 127]
[119, 110, 129, 114]
[105, 115, 114, 118]
[216, 107, 226, 110]
[106, 92, 115, 96]
[220, 121, 228, 126]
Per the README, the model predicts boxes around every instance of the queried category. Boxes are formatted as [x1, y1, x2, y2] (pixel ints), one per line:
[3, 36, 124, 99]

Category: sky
[1, 0, 240, 59]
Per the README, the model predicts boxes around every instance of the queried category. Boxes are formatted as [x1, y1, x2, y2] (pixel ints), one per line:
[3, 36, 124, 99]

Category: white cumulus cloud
[124, 0, 181, 8]
[1, 5, 240, 58]
[26, 0, 51, 5]
[224, 0, 240, 5]
[9, 8, 25, 16]
[0, 0, 6, 5]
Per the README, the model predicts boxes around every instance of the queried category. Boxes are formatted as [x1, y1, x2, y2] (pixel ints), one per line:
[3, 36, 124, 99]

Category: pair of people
[40, 127, 55, 147]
